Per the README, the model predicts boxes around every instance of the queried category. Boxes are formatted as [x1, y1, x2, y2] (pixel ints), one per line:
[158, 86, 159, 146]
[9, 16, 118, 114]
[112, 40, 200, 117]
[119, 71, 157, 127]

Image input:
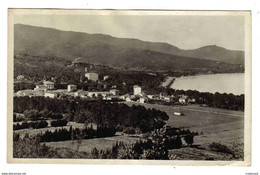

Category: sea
[170, 73, 245, 95]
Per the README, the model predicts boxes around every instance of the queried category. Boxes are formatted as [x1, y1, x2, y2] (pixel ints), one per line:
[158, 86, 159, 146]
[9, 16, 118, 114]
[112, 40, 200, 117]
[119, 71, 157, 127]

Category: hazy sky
[14, 14, 245, 50]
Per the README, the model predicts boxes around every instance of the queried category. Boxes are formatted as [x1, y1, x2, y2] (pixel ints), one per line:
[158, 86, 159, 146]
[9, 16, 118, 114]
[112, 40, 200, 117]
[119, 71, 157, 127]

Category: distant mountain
[177, 45, 244, 65]
[14, 24, 244, 72]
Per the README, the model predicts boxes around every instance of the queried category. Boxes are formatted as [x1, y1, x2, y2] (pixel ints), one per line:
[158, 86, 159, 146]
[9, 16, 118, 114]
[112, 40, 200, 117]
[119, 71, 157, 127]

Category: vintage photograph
[7, 10, 251, 165]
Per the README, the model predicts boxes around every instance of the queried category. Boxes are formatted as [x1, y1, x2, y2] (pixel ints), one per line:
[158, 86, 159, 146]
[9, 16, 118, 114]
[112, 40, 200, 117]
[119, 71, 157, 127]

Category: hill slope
[178, 45, 244, 65]
[14, 24, 244, 72]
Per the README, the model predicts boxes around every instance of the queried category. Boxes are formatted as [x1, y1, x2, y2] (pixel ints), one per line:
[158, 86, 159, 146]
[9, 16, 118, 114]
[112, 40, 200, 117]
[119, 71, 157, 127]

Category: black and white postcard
[7, 9, 251, 165]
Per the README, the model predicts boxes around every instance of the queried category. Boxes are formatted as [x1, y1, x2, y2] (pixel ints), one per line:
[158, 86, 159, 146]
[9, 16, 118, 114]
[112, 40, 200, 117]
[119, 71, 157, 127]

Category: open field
[124, 102, 244, 147]
[168, 147, 234, 160]
[14, 121, 86, 137]
[44, 134, 141, 153]
[14, 102, 244, 159]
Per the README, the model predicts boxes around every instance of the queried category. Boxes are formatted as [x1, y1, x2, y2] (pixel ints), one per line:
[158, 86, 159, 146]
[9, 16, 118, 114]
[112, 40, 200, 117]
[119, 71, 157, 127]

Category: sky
[14, 14, 245, 51]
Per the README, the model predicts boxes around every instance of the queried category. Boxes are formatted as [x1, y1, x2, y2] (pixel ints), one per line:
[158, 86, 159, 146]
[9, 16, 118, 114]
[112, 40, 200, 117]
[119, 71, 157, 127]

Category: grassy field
[124, 102, 244, 147]
[14, 121, 86, 137]
[44, 134, 141, 153]
[15, 102, 244, 159]
[168, 147, 234, 160]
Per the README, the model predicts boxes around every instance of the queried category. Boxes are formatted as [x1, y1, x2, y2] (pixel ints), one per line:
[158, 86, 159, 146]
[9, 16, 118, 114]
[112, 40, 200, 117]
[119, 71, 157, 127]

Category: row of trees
[13, 120, 48, 130]
[14, 97, 169, 132]
[39, 126, 116, 142]
[22, 109, 64, 121]
[13, 119, 68, 130]
[163, 89, 244, 111]
[50, 119, 68, 127]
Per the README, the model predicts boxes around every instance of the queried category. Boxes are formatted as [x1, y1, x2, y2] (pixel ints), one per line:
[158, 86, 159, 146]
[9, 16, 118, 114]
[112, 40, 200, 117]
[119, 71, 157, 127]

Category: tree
[74, 110, 95, 123]
[64, 113, 72, 121]
[91, 148, 100, 159]
[184, 134, 194, 147]
[24, 109, 40, 121]
[140, 127, 169, 160]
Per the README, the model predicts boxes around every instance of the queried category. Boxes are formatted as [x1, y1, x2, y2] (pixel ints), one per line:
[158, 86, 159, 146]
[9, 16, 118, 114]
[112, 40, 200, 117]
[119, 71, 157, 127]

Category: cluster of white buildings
[15, 81, 77, 98]
[15, 79, 123, 101]
[15, 72, 196, 105]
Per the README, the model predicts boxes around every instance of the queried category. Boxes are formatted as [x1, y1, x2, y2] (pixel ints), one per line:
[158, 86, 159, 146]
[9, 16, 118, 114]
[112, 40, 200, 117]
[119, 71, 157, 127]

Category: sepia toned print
[7, 9, 251, 165]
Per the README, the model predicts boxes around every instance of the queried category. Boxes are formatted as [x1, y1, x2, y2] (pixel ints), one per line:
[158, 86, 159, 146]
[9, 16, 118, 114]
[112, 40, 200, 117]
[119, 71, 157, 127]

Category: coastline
[166, 73, 245, 95]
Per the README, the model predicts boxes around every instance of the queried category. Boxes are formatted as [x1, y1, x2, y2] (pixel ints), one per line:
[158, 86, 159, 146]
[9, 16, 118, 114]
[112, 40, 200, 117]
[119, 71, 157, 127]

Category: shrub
[30, 120, 48, 129]
[123, 127, 136, 134]
[209, 142, 234, 155]
[13, 122, 30, 130]
[64, 113, 72, 121]
[115, 125, 124, 132]
[51, 119, 68, 127]
[184, 134, 194, 147]
[49, 113, 63, 120]
[13, 134, 59, 158]
[24, 109, 40, 121]
[14, 114, 25, 122]
[166, 136, 182, 149]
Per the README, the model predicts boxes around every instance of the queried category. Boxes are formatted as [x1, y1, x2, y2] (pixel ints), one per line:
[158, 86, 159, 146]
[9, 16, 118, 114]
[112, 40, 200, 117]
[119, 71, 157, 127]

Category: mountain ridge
[14, 24, 244, 72]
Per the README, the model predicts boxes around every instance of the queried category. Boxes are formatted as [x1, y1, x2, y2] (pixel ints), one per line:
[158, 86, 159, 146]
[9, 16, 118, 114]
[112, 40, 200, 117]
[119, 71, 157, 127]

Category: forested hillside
[14, 24, 244, 72]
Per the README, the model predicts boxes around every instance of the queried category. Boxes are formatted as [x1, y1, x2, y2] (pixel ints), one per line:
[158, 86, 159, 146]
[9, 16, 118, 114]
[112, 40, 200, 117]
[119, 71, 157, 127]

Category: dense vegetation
[14, 53, 165, 94]
[13, 120, 48, 130]
[50, 119, 68, 127]
[13, 127, 191, 159]
[40, 126, 116, 142]
[14, 53, 80, 83]
[163, 89, 244, 111]
[14, 97, 169, 132]
[101, 73, 164, 95]
[208, 142, 244, 160]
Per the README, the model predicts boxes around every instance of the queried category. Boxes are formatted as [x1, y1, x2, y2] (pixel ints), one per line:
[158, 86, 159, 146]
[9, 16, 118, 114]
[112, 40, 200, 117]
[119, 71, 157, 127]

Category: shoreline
[165, 73, 245, 95]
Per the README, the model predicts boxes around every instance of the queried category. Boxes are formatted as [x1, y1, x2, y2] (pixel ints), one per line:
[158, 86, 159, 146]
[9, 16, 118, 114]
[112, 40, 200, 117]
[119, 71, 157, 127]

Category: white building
[43, 81, 54, 90]
[67, 84, 77, 92]
[16, 75, 25, 80]
[34, 85, 48, 92]
[120, 94, 130, 100]
[125, 97, 132, 102]
[16, 90, 44, 97]
[87, 91, 112, 98]
[85, 73, 99, 81]
[44, 92, 57, 98]
[179, 95, 188, 104]
[139, 97, 145, 103]
[188, 98, 196, 103]
[103, 75, 109, 80]
[164, 97, 171, 102]
[110, 89, 119, 96]
[174, 112, 182, 116]
[74, 90, 89, 98]
[103, 96, 119, 101]
[147, 95, 154, 99]
[133, 85, 142, 95]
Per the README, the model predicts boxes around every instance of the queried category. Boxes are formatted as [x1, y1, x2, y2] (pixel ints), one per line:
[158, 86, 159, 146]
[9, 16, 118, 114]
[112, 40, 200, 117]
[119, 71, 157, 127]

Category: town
[14, 57, 197, 114]
[15, 73, 195, 107]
